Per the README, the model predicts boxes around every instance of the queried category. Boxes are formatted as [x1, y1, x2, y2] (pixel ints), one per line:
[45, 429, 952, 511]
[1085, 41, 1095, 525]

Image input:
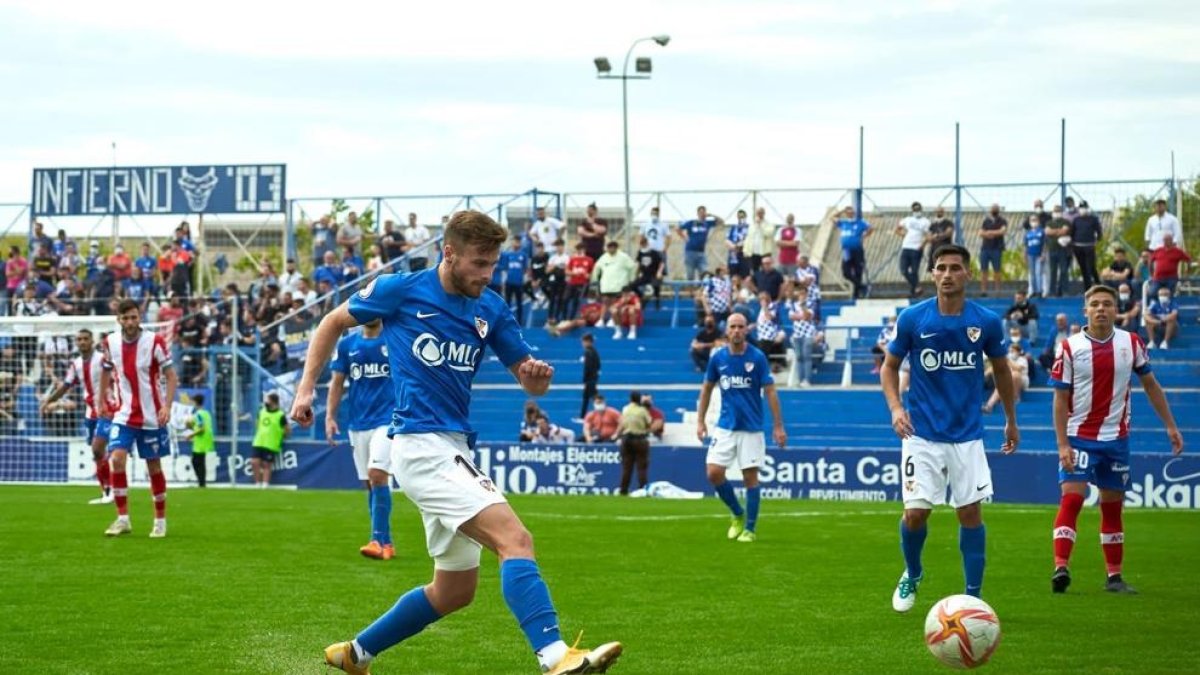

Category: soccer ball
[924, 594, 1001, 669]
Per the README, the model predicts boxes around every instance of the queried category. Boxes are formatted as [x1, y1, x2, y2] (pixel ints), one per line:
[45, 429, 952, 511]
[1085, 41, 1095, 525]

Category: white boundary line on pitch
[522, 506, 1080, 522]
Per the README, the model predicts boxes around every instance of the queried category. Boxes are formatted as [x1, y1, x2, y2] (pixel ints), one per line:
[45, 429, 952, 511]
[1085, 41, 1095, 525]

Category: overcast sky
[1, 0, 1196, 228]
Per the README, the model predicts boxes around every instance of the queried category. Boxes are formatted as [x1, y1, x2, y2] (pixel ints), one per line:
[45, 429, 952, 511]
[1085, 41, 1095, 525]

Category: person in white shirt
[403, 212, 433, 271]
[529, 206, 564, 250]
[745, 207, 775, 275]
[1145, 199, 1183, 251]
[279, 258, 303, 295]
[639, 207, 672, 273]
[894, 201, 931, 298]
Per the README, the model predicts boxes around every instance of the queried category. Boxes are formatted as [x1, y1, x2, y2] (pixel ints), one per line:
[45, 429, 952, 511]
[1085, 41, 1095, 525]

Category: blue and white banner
[9, 439, 1195, 509]
[31, 164, 286, 216]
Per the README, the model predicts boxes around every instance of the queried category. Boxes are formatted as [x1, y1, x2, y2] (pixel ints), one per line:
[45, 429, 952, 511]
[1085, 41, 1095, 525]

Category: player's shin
[714, 481, 744, 517]
[112, 469, 129, 517]
[745, 486, 761, 532]
[95, 458, 111, 492]
[960, 524, 986, 597]
[370, 484, 392, 545]
[899, 518, 928, 580]
[150, 471, 167, 520]
[1099, 500, 1124, 577]
[500, 558, 564, 662]
[355, 586, 442, 662]
[1053, 492, 1084, 567]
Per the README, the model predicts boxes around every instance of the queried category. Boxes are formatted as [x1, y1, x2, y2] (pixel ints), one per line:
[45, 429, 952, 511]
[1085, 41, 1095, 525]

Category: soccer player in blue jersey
[327, 318, 397, 560]
[291, 211, 621, 675]
[696, 312, 787, 543]
[880, 244, 1020, 612]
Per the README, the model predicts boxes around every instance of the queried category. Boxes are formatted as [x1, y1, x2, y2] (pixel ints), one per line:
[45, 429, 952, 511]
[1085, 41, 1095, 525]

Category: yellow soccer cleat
[546, 634, 623, 675]
[324, 641, 370, 674]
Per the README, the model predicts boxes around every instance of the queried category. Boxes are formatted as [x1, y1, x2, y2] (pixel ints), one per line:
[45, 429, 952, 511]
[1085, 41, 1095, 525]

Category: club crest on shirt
[358, 278, 377, 299]
[966, 326, 981, 343]
[475, 317, 489, 339]
[381, 345, 388, 358]
[744, 362, 754, 372]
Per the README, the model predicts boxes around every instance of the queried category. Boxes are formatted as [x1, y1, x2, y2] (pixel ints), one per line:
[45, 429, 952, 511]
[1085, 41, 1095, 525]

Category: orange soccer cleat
[359, 541, 385, 559]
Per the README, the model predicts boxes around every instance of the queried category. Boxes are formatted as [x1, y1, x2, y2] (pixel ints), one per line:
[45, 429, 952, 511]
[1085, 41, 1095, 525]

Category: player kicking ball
[1048, 285, 1184, 594]
[880, 244, 1019, 612]
[327, 318, 397, 560]
[292, 211, 621, 674]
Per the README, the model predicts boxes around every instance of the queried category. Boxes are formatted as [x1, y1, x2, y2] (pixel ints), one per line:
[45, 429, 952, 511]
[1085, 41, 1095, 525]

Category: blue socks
[370, 484, 392, 545]
[356, 586, 442, 656]
[714, 481, 744, 517]
[899, 519, 927, 580]
[501, 558, 562, 652]
[745, 486, 761, 532]
[960, 524, 986, 597]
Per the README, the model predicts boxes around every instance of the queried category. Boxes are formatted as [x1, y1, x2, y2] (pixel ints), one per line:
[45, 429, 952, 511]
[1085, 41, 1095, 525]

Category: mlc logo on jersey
[920, 348, 978, 372]
[349, 362, 390, 380]
[719, 375, 754, 390]
[412, 332, 480, 372]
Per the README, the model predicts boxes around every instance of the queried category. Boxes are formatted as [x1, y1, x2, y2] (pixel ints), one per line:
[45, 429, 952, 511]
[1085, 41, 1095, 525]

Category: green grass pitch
[0, 486, 1196, 674]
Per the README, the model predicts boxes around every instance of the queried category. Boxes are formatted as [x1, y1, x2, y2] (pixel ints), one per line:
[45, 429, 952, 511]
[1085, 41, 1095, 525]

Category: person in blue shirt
[881, 243, 1020, 613]
[696, 312, 787, 544]
[328, 319, 398, 561]
[835, 206, 873, 299]
[677, 205, 725, 281]
[313, 250, 345, 290]
[291, 210, 621, 675]
[725, 209, 749, 281]
[1144, 286, 1179, 349]
[134, 242, 160, 300]
[498, 235, 530, 326]
[1025, 219, 1047, 298]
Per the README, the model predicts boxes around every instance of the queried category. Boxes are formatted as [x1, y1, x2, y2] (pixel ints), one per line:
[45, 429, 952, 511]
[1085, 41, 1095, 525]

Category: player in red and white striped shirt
[41, 329, 115, 504]
[1048, 285, 1183, 594]
[98, 299, 178, 539]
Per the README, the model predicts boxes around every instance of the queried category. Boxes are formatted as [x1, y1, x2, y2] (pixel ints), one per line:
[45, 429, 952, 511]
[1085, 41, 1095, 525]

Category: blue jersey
[347, 269, 531, 445]
[705, 344, 774, 432]
[499, 249, 528, 286]
[837, 219, 870, 251]
[1025, 227, 1045, 257]
[330, 331, 394, 431]
[726, 223, 748, 266]
[681, 218, 717, 252]
[888, 298, 1005, 443]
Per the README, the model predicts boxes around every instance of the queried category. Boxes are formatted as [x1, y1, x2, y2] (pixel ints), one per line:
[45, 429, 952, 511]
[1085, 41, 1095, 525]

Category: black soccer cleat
[1105, 574, 1138, 594]
[1051, 566, 1071, 594]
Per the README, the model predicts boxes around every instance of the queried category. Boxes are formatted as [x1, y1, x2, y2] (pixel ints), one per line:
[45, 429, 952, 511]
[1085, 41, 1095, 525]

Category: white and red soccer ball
[924, 594, 1001, 669]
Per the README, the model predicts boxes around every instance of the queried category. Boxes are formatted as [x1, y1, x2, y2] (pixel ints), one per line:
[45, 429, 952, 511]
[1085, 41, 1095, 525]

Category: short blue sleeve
[982, 312, 1006, 359]
[486, 306, 532, 369]
[705, 349, 721, 383]
[330, 334, 351, 374]
[348, 275, 405, 324]
[887, 309, 913, 359]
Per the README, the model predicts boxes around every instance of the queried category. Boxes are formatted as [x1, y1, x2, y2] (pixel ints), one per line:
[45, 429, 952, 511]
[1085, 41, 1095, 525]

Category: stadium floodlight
[592, 35, 671, 245]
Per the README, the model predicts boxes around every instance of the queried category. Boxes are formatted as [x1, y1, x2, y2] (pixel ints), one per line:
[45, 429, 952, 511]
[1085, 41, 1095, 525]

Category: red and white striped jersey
[1049, 328, 1151, 445]
[102, 331, 173, 429]
[63, 350, 106, 420]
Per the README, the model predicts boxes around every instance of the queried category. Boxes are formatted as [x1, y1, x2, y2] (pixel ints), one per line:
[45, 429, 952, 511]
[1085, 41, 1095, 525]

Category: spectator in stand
[639, 206, 671, 276]
[337, 211, 362, 253]
[311, 213, 337, 268]
[577, 202, 609, 261]
[528, 241, 549, 308]
[18, 269, 55, 300]
[1004, 290, 1040, 345]
[1116, 283, 1141, 330]
[134, 243, 159, 299]
[403, 212, 432, 271]
[616, 390, 653, 495]
[752, 290, 787, 372]
[725, 209, 750, 282]
[895, 201, 930, 298]
[107, 244, 132, 282]
[90, 264, 117, 314]
[1039, 313, 1071, 371]
[532, 414, 576, 444]
[125, 266, 151, 317]
[313, 250, 345, 290]
[746, 207, 775, 276]
[748, 256, 785, 301]
[497, 235, 530, 325]
[793, 255, 822, 321]
[178, 325, 209, 387]
[1144, 287, 1179, 350]
[634, 236, 665, 310]
[610, 287, 643, 340]
[835, 205, 872, 299]
[365, 243, 386, 274]
[638, 394, 665, 441]
[544, 239, 569, 325]
[291, 277, 316, 307]
[1145, 198, 1183, 251]
[29, 220, 53, 255]
[678, 205, 724, 281]
[583, 393, 621, 443]
[978, 203, 1007, 296]
[563, 241, 594, 322]
[167, 240, 193, 298]
[1101, 247, 1135, 291]
[156, 293, 185, 345]
[690, 315, 722, 372]
[787, 286, 817, 387]
[155, 242, 173, 290]
[775, 213, 801, 278]
[580, 333, 601, 420]
[696, 267, 732, 327]
[870, 315, 897, 375]
[1069, 200, 1103, 290]
[32, 243, 56, 284]
[592, 240, 637, 324]
[547, 291, 604, 338]
[982, 342, 1029, 414]
[279, 258, 303, 294]
[341, 244, 365, 282]
[928, 206, 954, 252]
[1062, 196, 1079, 222]
[1044, 204, 1073, 297]
[1024, 213, 1047, 298]
[529, 206, 564, 250]
[50, 230, 69, 259]
[315, 279, 338, 316]
[5, 245, 28, 314]
[83, 241, 106, 286]
[57, 242, 83, 277]
[175, 222, 197, 253]
[378, 220, 406, 265]
[1148, 233, 1192, 295]
[519, 400, 543, 442]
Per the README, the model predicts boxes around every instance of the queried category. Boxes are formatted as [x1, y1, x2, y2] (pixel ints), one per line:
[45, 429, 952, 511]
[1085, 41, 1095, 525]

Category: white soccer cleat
[892, 571, 922, 613]
[89, 490, 114, 505]
[149, 521, 167, 538]
[105, 518, 132, 537]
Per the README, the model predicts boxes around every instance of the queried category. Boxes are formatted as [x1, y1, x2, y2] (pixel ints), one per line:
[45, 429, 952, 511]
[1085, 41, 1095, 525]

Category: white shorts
[705, 428, 767, 470]
[349, 426, 391, 480]
[901, 436, 993, 509]
[390, 432, 507, 572]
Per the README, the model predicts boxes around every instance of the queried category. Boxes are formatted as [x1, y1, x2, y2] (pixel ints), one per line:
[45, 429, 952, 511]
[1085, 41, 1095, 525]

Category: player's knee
[902, 509, 930, 530]
[956, 503, 983, 527]
[705, 466, 725, 485]
[498, 526, 535, 559]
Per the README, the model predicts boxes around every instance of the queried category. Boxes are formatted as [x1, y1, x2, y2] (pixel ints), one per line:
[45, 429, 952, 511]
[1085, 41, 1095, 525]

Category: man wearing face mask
[928, 207, 954, 251]
[1069, 201, 1103, 290]
[978, 204, 1007, 297]
[1115, 283, 1140, 330]
[895, 202, 930, 298]
[1022, 199, 1050, 231]
[1044, 206, 1073, 297]
[1144, 288, 1179, 350]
